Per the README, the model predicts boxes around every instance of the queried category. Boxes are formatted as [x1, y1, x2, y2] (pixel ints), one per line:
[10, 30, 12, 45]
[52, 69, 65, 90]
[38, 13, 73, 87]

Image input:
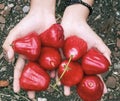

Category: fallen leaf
[0, 80, 9, 87]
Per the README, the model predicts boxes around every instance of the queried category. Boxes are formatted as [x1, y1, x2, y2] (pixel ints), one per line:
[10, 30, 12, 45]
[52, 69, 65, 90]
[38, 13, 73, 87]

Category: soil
[0, 0, 120, 101]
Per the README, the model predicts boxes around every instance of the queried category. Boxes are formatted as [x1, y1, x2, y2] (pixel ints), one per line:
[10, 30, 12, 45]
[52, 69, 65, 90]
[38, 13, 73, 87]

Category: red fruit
[81, 48, 110, 75]
[39, 23, 64, 48]
[77, 75, 104, 101]
[38, 47, 62, 70]
[58, 60, 83, 86]
[12, 32, 41, 61]
[20, 62, 50, 91]
[63, 35, 87, 61]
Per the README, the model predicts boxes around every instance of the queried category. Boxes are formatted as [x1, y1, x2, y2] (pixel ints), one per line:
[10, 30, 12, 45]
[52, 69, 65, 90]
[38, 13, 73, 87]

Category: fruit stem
[51, 55, 73, 91]
[59, 55, 73, 80]
[50, 84, 60, 92]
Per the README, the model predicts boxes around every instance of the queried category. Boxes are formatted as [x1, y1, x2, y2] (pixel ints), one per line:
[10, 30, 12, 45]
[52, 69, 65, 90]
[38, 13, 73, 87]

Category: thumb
[2, 29, 18, 61]
[64, 86, 71, 96]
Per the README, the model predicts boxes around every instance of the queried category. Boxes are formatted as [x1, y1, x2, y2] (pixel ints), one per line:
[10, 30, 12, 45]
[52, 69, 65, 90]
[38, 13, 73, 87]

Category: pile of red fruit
[12, 23, 110, 101]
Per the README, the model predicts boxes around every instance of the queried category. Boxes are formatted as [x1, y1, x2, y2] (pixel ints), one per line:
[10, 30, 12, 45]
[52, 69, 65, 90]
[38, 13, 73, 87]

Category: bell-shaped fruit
[81, 48, 110, 75]
[39, 24, 64, 48]
[12, 32, 41, 61]
[77, 75, 104, 101]
[20, 62, 50, 91]
[63, 35, 87, 61]
[38, 47, 62, 70]
[58, 60, 83, 86]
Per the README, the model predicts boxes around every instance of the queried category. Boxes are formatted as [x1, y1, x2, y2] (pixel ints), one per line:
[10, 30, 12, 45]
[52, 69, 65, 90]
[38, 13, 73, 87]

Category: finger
[3, 49, 14, 62]
[64, 86, 71, 96]
[2, 16, 34, 61]
[38, 97, 47, 101]
[2, 33, 15, 61]
[55, 72, 61, 86]
[50, 70, 56, 78]
[13, 56, 25, 93]
[2, 28, 20, 61]
[27, 91, 35, 100]
[97, 75, 107, 94]
[95, 41, 111, 64]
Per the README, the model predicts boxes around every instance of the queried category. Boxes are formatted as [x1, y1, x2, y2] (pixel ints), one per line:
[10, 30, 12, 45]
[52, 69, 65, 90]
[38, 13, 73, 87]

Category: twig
[50, 55, 73, 92]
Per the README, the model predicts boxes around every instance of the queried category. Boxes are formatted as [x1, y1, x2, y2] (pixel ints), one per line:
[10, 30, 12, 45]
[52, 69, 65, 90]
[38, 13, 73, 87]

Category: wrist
[29, 0, 56, 16]
[63, 5, 88, 22]
[65, 0, 94, 20]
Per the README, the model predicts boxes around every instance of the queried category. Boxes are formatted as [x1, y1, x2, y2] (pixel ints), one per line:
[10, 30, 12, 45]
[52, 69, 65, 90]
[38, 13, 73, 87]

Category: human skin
[2, 0, 56, 99]
[2, 0, 111, 100]
[60, 0, 111, 96]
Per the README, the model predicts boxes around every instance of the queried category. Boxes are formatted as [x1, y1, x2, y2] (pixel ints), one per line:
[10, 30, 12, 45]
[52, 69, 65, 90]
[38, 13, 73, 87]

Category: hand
[2, 0, 56, 99]
[60, 4, 111, 96]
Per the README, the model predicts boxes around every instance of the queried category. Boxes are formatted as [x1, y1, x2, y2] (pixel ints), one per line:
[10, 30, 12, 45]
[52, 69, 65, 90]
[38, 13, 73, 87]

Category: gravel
[0, 0, 120, 101]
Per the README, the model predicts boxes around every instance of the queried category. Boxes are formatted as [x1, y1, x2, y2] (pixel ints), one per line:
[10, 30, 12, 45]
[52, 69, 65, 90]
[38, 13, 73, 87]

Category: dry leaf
[0, 80, 9, 87]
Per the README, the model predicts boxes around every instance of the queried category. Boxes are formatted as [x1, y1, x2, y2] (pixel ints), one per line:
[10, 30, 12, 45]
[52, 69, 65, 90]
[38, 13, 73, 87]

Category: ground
[0, 0, 120, 101]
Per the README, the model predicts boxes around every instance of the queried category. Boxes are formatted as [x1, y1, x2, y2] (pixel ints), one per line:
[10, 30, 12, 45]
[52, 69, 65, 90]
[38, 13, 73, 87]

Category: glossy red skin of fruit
[20, 62, 50, 91]
[63, 35, 87, 61]
[12, 32, 41, 61]
[77, 75, 104, 101]
[38, 47, 62, 70]
[39, 23, 64, 48]
[81, 48, 110, 75]
[58, 60, 83, 87]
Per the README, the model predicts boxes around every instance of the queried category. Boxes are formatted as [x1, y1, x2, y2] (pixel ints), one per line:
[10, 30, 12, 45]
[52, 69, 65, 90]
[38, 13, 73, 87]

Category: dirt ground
[0, 0, 120, 101]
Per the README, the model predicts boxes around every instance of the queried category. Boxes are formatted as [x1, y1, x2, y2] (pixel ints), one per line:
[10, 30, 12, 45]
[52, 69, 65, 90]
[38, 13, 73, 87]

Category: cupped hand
[2, 11, 56, 99]
[60, 15, 111, 96]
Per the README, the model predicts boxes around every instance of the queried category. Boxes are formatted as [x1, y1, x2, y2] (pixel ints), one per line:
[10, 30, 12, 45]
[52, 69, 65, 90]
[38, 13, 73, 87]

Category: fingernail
[7, 48, 14, 62]
[28, 91, 35, 99]
[7, 50, 12, 60]
[14, 87, 20, 93]
[64, 86, 71, 96]
[13, 81, 20, 93]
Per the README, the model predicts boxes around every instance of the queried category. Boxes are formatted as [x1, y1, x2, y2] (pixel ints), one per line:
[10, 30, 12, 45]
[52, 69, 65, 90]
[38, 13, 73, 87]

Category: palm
[62, 21, 111, 62]
[3, 13, 56, 99]
[61, 21, 111, 96]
